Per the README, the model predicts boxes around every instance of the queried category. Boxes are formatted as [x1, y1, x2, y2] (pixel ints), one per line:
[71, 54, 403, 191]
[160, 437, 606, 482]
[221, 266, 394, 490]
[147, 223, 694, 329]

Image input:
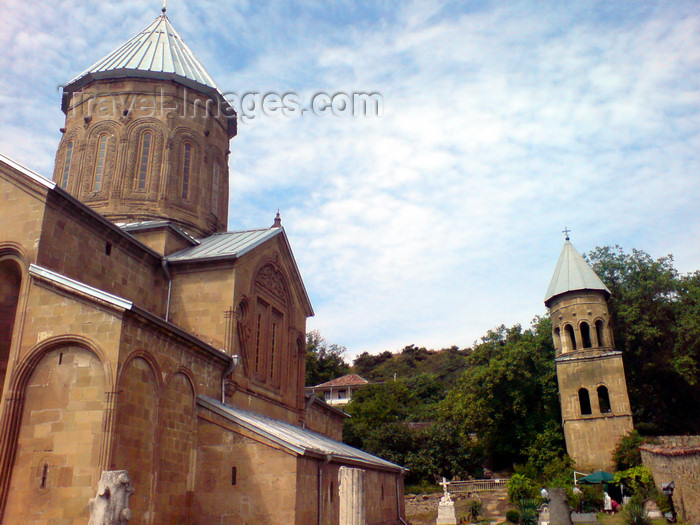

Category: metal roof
[0, 153, 55, 190]
[544, 241, 610, 305]
[197, 396, 403, 472]
[166, 228, 281, 262]
[118, 220, 199, 246]
[64, 14, 226, 102]
[29, 264, 134, 310]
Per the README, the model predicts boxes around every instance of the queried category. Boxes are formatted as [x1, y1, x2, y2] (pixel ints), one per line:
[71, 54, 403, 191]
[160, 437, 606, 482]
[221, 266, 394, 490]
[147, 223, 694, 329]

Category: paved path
[548, 488, 574, 525]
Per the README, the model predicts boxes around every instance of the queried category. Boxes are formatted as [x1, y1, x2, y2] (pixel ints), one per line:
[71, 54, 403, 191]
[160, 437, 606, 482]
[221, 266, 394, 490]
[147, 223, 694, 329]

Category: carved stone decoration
[88, 470, 134, 525]
[436, 477, 457, 525]
[254, 263, 288, 305]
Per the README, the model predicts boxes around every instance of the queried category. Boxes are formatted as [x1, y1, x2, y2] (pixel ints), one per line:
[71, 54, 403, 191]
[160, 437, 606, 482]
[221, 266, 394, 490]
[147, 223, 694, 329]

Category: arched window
[93, 134, 108, 191]
[578, 388, 592, 415]
[580, 322, 592, 348]
[553, 327, 562, 352]
[595, 320, 606, 347]
[136, 131, 152, 191]
[181, 142, 192, 199]
[564, 324, 577, 351]
[60, 141, 73, 189]
[212, 162, 219, 214]
[597, 385, 611, 413]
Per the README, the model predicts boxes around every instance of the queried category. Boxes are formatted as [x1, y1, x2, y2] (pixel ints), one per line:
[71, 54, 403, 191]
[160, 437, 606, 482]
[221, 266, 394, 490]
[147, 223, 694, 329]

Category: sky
[2, 0, 699, 359]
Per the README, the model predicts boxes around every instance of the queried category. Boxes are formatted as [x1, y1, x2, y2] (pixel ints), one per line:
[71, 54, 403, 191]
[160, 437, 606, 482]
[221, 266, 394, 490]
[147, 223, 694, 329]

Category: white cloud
[2, 1, 699, 359]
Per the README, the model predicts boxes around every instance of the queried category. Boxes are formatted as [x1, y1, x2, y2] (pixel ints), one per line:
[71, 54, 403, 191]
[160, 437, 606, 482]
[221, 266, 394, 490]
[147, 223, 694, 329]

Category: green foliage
[515, 499, 540, 525]
[587, 246, 700, 434]
[613, 466, 654, 497]
[612, 430, 648, 471]
[305, 330, 349, 386]
[580, 485, 604, 512]
[442, 317, 562, 468]
[507, 474, 538, 503]
[352, 345, 470, 386]
[343, 377, 479, 484]
[466, 499, 483, 522]
[622, 500, 651, 525]
[505, 509, 521, 523]
[541, 455, 574, 487]
[523, 426, 567, 479]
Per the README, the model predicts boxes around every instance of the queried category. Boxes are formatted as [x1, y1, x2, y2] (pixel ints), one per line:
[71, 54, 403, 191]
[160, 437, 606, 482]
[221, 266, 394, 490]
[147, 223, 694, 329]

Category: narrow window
[597, 385, 611, 413]
[254, 313, 261, 374]
[580, 322, 592, 348]
[212, 162, 219, 214]
[93, 134, 108, 191]
[136, 131, 152, 191]
[181, 142, 192, 199]
[565, 324, 577, 351]
[578, 388, 592, 415]
[270, 321, 277, 379]
[40, 463, 48, 489]
[231, 466, 237, 486]
[61, 141, 73, 189]
[595, 320, 606, 347]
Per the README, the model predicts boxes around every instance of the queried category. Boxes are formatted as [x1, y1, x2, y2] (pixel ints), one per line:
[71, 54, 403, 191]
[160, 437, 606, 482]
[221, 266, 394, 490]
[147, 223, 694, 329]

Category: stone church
[544, 236, 634, 470]
[0, 9, 405, 525]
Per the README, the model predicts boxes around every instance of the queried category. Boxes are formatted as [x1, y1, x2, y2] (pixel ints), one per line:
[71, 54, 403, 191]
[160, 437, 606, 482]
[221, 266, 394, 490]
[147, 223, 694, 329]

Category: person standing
[541, 486, 549, 502]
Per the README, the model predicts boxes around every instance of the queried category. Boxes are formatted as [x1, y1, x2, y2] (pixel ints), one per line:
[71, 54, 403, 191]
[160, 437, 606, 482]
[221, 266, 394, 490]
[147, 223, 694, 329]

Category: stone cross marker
[88, 470, 134, 525]
[437, 477, 457, 525]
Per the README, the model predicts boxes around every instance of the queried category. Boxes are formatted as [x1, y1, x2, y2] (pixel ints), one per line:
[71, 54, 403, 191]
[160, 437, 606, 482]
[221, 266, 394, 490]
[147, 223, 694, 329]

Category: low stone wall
[640, 436, 700, 524]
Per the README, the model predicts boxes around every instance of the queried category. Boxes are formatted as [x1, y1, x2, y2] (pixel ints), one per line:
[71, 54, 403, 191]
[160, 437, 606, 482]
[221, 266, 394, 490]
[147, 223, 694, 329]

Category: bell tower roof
[544, 240, 611, 305]
[62, 12, 228, 111]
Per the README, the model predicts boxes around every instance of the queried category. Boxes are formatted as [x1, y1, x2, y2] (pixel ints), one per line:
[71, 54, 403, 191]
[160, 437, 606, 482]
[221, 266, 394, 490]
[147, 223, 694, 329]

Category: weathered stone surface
[339, 466, 366, 525]
[88, 470, 134, 525]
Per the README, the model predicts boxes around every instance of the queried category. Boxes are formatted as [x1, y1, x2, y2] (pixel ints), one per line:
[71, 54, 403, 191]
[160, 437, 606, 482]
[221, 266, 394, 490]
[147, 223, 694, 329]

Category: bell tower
[544, 233, 634, 470]
[52, 9, 236, 238]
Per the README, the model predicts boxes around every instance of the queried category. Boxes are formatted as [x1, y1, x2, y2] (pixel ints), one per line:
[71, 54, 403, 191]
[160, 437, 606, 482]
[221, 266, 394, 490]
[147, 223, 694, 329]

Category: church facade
[544, 237, 634, 470]
[0, 10, 404, 525]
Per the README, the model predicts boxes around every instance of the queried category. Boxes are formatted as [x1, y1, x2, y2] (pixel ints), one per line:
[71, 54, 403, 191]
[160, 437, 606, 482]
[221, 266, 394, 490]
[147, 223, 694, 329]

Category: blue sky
[2, 1, 699, 358]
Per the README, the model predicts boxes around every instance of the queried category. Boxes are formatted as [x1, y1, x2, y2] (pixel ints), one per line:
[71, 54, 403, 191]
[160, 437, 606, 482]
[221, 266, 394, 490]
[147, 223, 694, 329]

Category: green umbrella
[577, 470, 615, 484]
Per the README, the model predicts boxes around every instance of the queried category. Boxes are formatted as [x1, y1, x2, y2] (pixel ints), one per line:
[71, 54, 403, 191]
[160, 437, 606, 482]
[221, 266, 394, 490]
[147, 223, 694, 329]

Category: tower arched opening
[578, 388, 592, 415]
[564, 324, 577, 351]
[597, 385, 611, 413]
[595, 320, 606, 347]
[580, 321, 592, 348]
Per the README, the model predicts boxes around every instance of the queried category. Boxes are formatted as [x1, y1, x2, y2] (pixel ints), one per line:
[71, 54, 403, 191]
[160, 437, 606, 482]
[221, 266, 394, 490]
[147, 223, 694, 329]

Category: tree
[441, 317, 562, 469]
[305, 330, 349, 386]
[587, 246, 700, 434]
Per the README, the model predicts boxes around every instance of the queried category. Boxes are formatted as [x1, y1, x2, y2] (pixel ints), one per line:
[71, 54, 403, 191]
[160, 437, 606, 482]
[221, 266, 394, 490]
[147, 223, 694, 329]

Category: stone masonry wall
[641, 436, 700, 524]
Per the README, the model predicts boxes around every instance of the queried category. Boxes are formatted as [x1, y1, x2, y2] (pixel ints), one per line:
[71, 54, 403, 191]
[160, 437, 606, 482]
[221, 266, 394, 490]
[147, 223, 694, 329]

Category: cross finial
[562, 226, 571, 241]
[162, 0, 167, 13]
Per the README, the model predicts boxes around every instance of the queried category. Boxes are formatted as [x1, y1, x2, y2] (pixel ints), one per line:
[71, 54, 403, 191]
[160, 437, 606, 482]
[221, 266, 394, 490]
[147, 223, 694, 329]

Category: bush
[622, 500, 651, 525]
[516, 499, 540, 525]
[466, 499, 483, 522]
[612, 430, 648, 471]
[507, 474, 538, 503]
[505, 509, 520, 523]
[580, 485, 604, 512]
[613, 466, 654, 498]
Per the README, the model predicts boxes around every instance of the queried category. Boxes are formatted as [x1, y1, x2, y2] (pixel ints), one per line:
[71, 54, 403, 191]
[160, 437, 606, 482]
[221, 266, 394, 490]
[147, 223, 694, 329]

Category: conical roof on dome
[544, 240, 610, 305]
[63, 13, 227, 106]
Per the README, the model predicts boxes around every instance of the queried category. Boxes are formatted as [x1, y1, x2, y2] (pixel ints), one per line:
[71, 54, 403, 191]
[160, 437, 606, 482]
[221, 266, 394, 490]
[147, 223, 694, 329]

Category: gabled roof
[312, 374, 369, 389]
[197, 396, 402, 472]
[544, 240, 610, 305]
[166, 228, 279, 262]
[166, 227, 314, 317]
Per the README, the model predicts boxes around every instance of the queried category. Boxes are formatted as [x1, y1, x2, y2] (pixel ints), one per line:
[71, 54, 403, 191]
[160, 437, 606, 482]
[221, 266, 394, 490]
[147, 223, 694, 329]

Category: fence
[448, 479, 509, 493]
